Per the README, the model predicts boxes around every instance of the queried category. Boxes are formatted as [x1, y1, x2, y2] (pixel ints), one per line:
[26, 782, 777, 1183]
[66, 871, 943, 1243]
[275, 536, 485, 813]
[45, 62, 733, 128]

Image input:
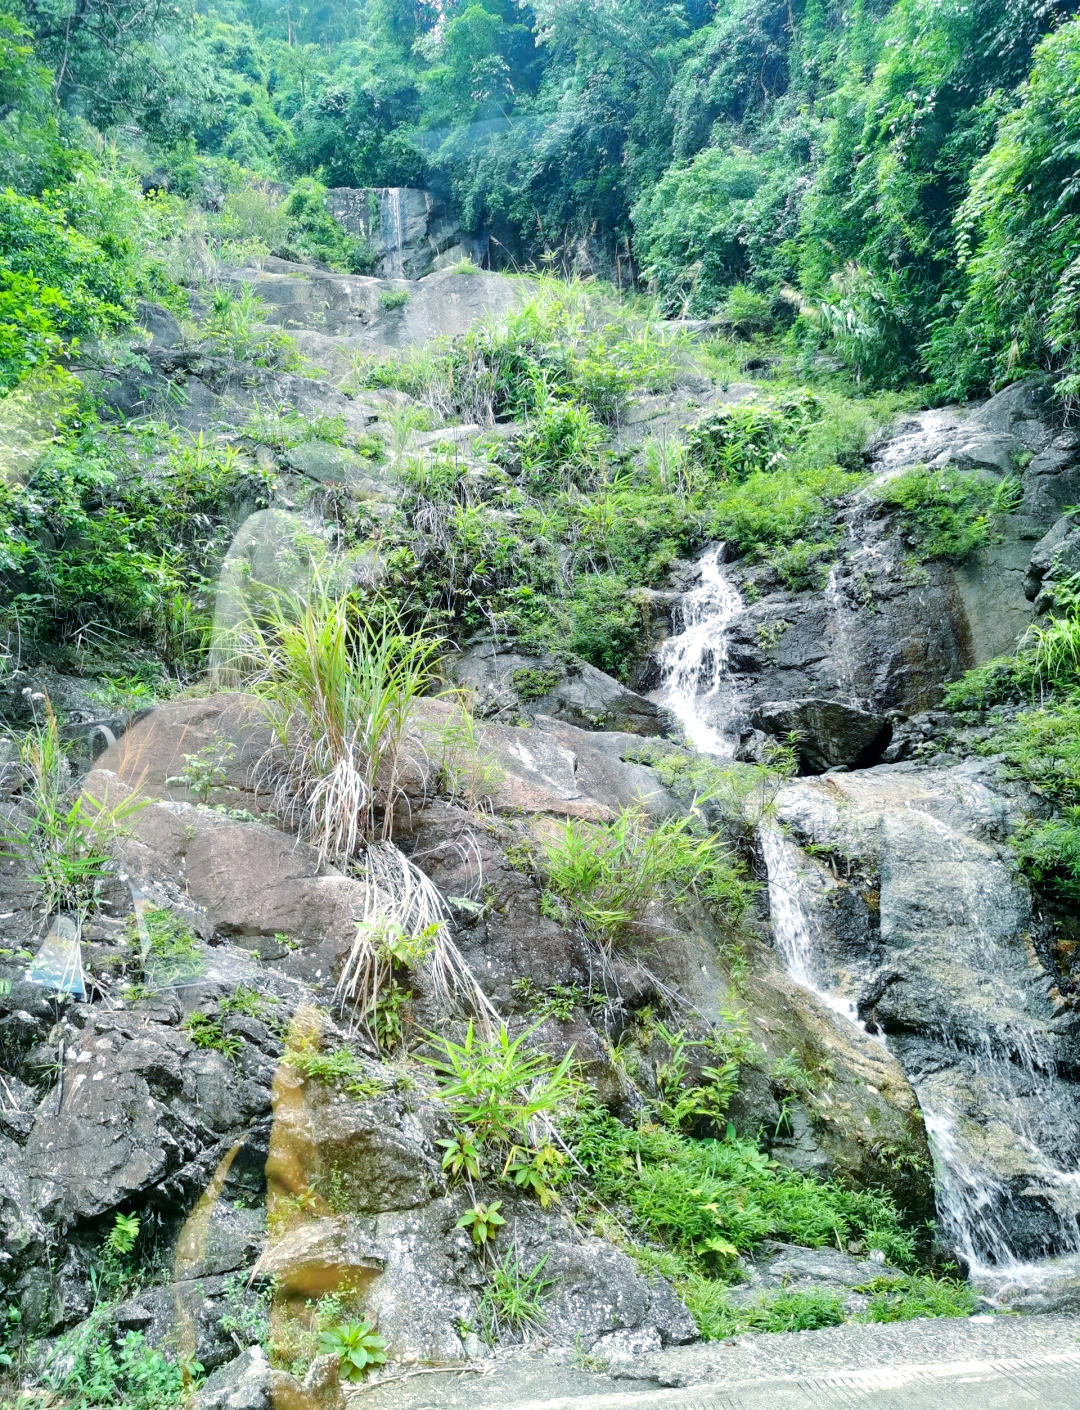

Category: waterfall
[760, 825, 861, 1028]
[655, 545, 743, 756]
[378, 188, 408, 278]
[824, 565, 860, 703]
[762, 821, 1080, 1284]
[665, 527, 1080, 1303]
[918, 1036, 1080, 1280]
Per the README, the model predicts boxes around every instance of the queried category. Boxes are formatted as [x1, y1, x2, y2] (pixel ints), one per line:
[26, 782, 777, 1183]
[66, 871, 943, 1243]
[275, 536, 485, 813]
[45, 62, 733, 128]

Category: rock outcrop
[655, 378, 1076, 763]
[770, 759, 1080, 1281]
[327, 186, 487, 279]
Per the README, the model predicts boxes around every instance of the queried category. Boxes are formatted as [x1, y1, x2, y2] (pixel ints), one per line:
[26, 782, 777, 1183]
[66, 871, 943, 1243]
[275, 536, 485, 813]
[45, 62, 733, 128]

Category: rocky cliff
[2, 263, 1079, 1407]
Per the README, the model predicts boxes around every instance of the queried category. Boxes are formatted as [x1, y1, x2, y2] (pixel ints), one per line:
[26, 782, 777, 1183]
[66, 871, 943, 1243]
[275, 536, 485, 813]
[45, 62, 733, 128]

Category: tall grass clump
[229, 588, 442, 858]
[2, 702, 146, 920]
[219, 587, 500, 1031]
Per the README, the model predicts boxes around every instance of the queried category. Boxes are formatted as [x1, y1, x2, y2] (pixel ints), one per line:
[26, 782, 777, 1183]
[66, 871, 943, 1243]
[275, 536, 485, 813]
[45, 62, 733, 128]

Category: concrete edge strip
[809, 1347, 1080, 1389]
[487, 1349, 1080, 1410]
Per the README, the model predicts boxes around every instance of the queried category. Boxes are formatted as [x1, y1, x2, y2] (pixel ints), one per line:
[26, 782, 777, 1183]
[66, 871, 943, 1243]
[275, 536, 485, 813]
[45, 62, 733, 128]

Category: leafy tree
[632, 146, 763, 315]
[929, 14, 1080, 396]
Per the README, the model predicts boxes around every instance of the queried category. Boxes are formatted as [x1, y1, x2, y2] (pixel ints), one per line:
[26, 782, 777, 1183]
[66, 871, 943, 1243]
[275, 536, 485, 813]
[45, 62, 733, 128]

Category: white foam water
[656, 545, 743, 756]
[760, 824, 861, 1028]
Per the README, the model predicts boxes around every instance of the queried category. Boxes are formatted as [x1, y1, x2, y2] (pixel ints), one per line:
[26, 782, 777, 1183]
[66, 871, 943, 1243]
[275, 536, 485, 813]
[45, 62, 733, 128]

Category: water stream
[667, 541, 1080, 1300]
[655, 545, 743, 756]
[763, 799, 1080, 1291]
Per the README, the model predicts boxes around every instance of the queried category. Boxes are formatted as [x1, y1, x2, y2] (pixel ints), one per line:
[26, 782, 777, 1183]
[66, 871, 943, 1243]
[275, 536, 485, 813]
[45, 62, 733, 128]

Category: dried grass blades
[337, 840, 497, 1035]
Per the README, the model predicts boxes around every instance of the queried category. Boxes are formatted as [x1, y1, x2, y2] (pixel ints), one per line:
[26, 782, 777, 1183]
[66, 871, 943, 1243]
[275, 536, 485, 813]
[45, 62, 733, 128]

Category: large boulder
[195, 1346, 272, 1410]
[21, 1010, 268, 1225]
[1024, 511, 1080, 607]
[449, 641, 673, 736]
[753, 698, 892, 773]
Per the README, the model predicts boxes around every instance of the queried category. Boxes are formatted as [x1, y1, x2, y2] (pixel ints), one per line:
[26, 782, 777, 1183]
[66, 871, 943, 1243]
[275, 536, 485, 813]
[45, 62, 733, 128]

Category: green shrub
[183, 1012, 243, 1061]
[107, 1212, 141, 1255]
[127, 906, 203, 988]
[511, 666, 562, 700]
[541, 802, 753, 951]
[1, 707, 147, 917]
[456, 1199, 507, 1245]
[723, 284, 774, 336]
[0, 416, 268, 662]
[510, 396, 605, 494]
[422, 1020, 577, 1205]
[941, 655, 1029, 712]
[203, 284, 302, 368]
[46, 1313, 199, 1410]
[1012, 811, 1080, 901]
[379, 288, 410, 310]
[566, 574, 646, 680]
[0, 187, 131, 388]
[707, 464, 864, 555]
[357, 283, 679, 427]
[872, 468, 1020, 562]
[858, 1273, 978, 1322]
[631, 148, 764, 316]
[284, 1029, 383, 1098]
[685, 392, 821, 482]
[277, 179, 373, 273]
[685, 1281, 847, 1338]
[765, 537, 838, 591]
[567, 1099, 915, 1268]
[987, 697, 1080, 806]
[317, 1318, 387, 1381]
[928, 19, 1080, 397]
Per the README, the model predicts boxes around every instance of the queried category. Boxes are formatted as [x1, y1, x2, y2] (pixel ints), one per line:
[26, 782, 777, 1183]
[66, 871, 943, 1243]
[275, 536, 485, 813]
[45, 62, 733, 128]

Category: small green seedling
[456, 1200, 506, 1245]
[318, 1318, 387, 1381]
[437, 1132, 482, 1180]
[108, 1212, 141, 1254]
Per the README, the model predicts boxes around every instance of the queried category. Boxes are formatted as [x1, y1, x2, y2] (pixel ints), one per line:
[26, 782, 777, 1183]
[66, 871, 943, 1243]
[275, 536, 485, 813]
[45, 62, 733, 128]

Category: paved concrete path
[356, 1317, 1080, 1410]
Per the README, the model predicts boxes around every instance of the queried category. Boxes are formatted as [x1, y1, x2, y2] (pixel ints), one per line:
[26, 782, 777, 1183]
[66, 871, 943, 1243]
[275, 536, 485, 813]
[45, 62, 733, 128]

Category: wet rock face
[683, 377, 1076, 750]
[327, 186, 486, 280]
[753, 699, 892, 773]
[449, 639, 674, 736]
[772, 761, 1080, 1267]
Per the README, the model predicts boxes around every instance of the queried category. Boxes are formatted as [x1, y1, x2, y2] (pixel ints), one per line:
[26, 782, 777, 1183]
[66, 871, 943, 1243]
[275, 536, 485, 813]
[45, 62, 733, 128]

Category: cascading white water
[917, 1034, 1080, 1281]
[763, 816, 1080, 1280]
[824, 566, 860, 703]
[666, 540, 1080, 1298]
[759, 825, 861, 1028]
[378, 187, 408, 278]
[655, 545, 743, 756]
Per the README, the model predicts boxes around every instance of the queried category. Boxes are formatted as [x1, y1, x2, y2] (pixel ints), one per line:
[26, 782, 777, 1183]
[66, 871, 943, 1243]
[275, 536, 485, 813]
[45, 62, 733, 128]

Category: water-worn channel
[658, 542, 1080, 1308]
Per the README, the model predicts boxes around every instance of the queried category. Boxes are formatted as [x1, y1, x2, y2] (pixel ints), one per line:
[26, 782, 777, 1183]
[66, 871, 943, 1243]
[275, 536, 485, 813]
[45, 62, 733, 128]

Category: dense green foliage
[567, 1097, 916, 1267]
[0, 416, 271, 666]
[944, 584, 1080, 899]
[873, 468, 1021, 561]
[0, 0, 1069, 395]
